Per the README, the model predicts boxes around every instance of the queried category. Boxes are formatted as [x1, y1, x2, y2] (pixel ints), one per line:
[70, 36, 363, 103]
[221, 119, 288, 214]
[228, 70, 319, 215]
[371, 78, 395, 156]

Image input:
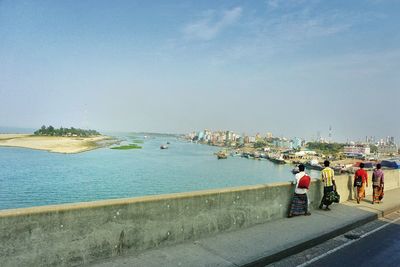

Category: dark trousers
[320, 186, 334, 207]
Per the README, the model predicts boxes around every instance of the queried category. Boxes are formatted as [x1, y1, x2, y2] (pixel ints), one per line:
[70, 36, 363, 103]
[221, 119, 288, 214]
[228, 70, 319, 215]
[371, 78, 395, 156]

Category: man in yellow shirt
[319, 160, 336, 210]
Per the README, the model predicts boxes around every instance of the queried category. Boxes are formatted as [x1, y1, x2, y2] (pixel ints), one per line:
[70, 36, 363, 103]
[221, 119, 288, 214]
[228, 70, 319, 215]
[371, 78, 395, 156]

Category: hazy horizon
[1, 1, 399, 143]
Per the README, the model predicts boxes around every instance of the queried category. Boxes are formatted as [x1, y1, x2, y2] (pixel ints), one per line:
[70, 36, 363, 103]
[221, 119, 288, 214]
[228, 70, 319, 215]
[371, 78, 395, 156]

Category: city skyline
[187, 128, 398, 146]
[1, 0, 399, 142]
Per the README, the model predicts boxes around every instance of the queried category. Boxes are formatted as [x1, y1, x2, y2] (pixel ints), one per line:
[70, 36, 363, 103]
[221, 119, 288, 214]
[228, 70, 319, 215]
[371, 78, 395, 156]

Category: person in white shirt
[288, 164, 311, 217]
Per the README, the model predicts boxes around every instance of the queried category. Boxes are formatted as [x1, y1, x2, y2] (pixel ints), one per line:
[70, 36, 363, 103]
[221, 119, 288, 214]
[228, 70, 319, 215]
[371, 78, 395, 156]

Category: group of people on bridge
[288, 160, 385, 218]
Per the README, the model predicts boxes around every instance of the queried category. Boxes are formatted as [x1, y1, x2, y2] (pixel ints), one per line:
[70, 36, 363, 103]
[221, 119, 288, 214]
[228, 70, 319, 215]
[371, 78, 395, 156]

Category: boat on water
[216, 151, 228, 159]
[241, 152, 252, 159]
[160, 144, 168, 149]
[268, 154, 286, 164]
[304, 159, 324, 171]
[230, 151, 242, 157]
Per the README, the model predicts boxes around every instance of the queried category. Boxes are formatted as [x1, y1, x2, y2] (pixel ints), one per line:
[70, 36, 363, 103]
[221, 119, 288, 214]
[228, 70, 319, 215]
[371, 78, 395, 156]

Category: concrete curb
[241, 203, 400, 267]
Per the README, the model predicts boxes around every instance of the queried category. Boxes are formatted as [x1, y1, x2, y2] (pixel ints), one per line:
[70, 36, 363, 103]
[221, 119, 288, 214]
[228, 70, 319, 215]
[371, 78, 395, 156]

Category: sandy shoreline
[0, 134, 115, 154]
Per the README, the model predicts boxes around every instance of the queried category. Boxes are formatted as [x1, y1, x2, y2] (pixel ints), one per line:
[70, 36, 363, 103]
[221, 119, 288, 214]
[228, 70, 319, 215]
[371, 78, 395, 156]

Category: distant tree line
[306, 142, 345, 155]
[34, 125, 100, 137]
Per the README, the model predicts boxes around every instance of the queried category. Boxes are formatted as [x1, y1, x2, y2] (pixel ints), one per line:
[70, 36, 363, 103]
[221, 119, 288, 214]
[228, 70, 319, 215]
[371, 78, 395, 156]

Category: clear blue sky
[1, 0, 399, 142]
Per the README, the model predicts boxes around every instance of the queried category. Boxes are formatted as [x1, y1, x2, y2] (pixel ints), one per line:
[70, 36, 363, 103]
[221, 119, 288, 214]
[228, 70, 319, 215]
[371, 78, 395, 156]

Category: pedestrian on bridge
[319, 160, 337, 211]
[372, 163, 384, 204]
[288, 164, 311, 218]
[354, 163, 368, 204]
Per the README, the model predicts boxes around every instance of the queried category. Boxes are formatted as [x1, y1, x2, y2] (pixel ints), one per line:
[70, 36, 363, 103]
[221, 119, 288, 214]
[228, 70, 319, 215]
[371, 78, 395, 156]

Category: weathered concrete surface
[334, 169, 400, 202]
[0, 170, 398, 266]
[91, 187, 400, 267]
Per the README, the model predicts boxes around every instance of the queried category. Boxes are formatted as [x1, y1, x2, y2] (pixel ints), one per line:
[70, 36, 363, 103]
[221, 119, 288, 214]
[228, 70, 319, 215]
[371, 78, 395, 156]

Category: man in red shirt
[354, 162, 368, 204]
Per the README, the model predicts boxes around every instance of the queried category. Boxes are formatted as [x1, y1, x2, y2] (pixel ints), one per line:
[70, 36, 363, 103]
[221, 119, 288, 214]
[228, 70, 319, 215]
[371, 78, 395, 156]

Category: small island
[0, 125, 113, 154]
[111, 144, 142, 150]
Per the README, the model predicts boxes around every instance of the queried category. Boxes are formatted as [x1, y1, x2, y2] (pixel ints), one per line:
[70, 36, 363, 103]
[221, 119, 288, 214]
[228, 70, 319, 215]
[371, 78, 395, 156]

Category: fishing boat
[241, 152, 251, 159]
[304, 159, 324, 171]
[269, 154, 286, 164]
[160, 145, 168, 149]
[216, 151, 228, 159]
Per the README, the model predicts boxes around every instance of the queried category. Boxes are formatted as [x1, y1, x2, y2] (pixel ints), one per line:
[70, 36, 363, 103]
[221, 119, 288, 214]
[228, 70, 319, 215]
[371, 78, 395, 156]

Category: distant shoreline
[0, 134, 116, 154]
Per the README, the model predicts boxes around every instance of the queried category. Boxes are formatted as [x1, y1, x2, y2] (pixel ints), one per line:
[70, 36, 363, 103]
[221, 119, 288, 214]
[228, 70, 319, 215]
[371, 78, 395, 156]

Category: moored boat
[216, 151, 228, 159]
[304, 159, 324, 171]
[269, 154, 286, 164]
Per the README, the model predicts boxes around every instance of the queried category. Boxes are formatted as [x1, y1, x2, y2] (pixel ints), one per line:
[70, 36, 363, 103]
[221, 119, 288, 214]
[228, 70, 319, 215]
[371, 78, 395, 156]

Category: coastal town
[185, 129, 400, 173]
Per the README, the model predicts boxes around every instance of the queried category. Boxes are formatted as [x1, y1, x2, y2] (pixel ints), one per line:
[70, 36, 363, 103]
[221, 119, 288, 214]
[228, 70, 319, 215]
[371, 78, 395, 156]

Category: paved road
[268, 210, 400, 267]
[306, 221, 400, 267]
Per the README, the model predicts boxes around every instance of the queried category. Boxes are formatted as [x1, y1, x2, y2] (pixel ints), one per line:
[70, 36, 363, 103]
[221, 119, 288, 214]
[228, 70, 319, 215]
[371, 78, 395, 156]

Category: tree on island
[34, 125, 100, 137]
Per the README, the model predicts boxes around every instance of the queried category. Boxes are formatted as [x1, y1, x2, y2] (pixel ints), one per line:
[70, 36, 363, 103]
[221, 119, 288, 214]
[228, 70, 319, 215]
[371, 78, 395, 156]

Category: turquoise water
[0, 134, 316, 210]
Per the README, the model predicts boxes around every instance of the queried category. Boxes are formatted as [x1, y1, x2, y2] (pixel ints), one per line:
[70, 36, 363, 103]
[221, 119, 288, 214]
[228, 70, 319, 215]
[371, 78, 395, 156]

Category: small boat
[160, 145, 168, 149]
[216, 151, 228, 159]
[166, 142, 170, 145]
[269, 155, 286, 164]
[241, 152, 251, 159]
[304, 159, 324, 171]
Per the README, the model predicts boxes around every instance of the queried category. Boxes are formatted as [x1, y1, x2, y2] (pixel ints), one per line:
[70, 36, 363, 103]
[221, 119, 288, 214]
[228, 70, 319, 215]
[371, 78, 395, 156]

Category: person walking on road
[354, 163, 368, 204]
[319, 160, 336, 211]
[288, 164, 311, 218]
[372, 163, 384, 204]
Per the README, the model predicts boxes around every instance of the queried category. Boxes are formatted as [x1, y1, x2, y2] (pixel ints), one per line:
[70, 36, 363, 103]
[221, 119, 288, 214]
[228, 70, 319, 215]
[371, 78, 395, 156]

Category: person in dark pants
[319, 160, 336, 211]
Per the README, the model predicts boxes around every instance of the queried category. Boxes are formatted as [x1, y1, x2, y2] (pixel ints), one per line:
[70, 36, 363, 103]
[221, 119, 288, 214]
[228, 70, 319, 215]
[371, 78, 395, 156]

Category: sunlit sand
[0, 134, 112, 154]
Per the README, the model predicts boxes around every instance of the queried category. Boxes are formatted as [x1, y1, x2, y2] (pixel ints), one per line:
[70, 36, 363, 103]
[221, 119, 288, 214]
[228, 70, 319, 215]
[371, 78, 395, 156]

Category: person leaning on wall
[288, 164, 311, 218]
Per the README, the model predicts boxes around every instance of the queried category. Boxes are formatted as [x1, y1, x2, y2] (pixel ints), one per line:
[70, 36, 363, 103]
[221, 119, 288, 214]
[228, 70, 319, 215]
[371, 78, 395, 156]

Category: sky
[0, 0, 399, 142]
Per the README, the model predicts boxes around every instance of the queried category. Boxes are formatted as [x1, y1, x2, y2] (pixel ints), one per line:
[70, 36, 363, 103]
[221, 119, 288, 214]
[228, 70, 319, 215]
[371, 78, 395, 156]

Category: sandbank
[0, 134, 114, 154]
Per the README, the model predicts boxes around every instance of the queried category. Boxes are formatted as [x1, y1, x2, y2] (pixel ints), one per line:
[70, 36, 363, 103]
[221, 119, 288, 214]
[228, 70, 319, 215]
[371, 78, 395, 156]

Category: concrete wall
[0, 170, 398, 266]
[334, 169, 400, 202]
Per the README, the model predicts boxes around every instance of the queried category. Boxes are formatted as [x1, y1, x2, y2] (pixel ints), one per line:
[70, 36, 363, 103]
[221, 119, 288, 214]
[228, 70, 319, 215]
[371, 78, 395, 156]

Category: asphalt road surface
[268, 210, 400, 267]
[307, 221, 400, 267]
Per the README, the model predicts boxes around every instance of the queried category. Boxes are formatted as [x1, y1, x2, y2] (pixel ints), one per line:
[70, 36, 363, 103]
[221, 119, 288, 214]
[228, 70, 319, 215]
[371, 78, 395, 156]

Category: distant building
[272, 138, 292, 149]
[238, 137, 244, 146]
[291, 137, 302, 149]
[344, 145, 370, 157]
[198, 131, 205, 141]
[378, 144, 398, 155]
